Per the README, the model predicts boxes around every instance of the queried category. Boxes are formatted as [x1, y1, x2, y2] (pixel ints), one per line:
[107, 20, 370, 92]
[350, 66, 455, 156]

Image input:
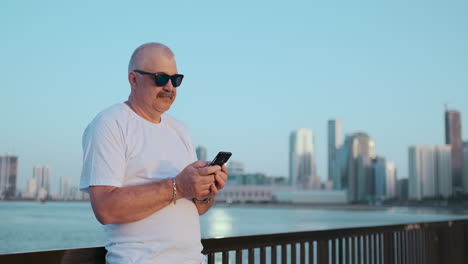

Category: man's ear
[128, 72, 137, 90]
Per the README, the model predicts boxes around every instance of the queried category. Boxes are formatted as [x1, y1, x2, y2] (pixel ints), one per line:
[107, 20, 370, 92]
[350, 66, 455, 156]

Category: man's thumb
[192, 160, 210, 168]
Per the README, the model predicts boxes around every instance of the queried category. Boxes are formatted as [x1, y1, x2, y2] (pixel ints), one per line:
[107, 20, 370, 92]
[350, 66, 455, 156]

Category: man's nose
[162, 80, 175, 92]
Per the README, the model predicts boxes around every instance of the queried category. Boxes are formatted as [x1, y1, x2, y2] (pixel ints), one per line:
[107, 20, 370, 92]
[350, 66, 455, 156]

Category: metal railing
[1, 219, 467, 263]
[202, 219, 468, 264]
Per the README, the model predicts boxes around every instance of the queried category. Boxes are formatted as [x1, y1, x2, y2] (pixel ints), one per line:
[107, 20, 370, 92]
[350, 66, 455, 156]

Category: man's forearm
[90, 178, 175, 225]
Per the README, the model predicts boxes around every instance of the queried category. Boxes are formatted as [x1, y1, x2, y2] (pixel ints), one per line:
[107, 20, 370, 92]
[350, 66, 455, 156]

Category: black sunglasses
[133, 70, 184, 87]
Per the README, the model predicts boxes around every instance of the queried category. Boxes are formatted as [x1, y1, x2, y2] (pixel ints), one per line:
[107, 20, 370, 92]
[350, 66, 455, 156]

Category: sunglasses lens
[155, 74, 170, 86]
[172, 75, 184, 87]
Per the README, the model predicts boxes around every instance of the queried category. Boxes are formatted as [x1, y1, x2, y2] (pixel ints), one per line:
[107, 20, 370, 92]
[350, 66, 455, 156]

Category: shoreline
[214, 201, 468, 214]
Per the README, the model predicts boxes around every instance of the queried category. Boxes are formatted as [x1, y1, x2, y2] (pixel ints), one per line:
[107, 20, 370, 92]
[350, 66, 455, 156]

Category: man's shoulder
[84, 103, 130, 133]
[89, 103, 131, 125]
[95, 103, 129, 120]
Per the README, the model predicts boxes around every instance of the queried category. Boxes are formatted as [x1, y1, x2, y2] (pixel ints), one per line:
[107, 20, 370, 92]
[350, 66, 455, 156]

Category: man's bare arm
[90, 161, 221, 225]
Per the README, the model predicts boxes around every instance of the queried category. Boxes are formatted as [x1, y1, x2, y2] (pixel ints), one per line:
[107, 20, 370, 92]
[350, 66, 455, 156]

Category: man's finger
[221, 165, 228, 173]
[210, 184, 219, 195]
[198, 165, 221, 176]
[192, 160, 211, 169]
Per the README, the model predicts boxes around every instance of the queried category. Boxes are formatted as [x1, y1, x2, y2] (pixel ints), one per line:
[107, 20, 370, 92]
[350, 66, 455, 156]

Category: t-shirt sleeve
[80, 117, 126, 192]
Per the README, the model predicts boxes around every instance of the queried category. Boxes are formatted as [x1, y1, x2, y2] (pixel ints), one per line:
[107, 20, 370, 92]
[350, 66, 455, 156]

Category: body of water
[1, 201, 467, 254]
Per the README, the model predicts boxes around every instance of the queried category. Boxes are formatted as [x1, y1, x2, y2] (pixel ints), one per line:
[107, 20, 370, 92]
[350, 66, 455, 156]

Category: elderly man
[80, 42, 228, 263]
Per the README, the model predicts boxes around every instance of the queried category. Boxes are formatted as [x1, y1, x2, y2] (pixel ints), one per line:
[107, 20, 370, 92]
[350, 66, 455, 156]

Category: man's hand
[194, 164, 228, 200]
[212, 164, 228, 195]
[175, 161, 222, 198]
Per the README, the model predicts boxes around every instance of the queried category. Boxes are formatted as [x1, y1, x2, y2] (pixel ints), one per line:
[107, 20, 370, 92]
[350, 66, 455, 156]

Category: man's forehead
[140, 51, 177, 70]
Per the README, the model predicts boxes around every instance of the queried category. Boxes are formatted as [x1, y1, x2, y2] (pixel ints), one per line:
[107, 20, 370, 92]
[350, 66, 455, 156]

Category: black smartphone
[210, 151, 232, 166]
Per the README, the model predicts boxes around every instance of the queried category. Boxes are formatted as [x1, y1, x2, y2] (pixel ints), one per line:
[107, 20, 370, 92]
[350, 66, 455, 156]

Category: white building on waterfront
[409, 145, 452, 200]
[215, 185, 284, 203]
[289, 128, 319, 189]
[273, 189, 347, 204]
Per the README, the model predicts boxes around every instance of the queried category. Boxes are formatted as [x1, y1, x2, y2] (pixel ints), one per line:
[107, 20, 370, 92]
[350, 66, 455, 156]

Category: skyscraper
[408, 145, 452, 200]
[59, 177, 70, 200]
[196, 146, 207, 162]
[374, 157, 396, 200]
[0, 155, 18, 199]
[463, 142, 468, 193]
[34, 165, 51, 196]
[289, 128, 318, 189]
[341, 133, 376, 202]
[445, 109, 462, 190]
[328, 119, 343, 189]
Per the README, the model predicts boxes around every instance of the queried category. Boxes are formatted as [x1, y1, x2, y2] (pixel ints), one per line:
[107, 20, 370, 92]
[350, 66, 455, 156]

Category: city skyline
[2, 107, 466, 202]
[1, 0, 468, 193]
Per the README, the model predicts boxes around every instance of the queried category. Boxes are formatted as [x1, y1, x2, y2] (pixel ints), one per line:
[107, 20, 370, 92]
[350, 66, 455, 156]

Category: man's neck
[125, 99, 162, 124]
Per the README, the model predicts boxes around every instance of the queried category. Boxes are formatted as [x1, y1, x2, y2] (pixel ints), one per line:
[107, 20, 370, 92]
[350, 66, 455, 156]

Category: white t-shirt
[80, 103, 204, 264]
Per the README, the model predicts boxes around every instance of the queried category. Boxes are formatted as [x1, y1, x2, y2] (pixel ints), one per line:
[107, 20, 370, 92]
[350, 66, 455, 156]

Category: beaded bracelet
[171, 177, 177, 205]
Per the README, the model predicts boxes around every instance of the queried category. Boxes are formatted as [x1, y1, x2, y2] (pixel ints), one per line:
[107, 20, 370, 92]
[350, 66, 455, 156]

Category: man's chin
[153, 104, 172, 114]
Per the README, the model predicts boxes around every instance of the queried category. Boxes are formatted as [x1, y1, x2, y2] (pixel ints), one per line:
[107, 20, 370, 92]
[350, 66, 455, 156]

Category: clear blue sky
[1, 0, 467, 193]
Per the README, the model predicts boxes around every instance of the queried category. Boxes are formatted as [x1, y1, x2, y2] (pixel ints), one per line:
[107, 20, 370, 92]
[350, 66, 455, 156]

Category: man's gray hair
[128, 43, 175, 73]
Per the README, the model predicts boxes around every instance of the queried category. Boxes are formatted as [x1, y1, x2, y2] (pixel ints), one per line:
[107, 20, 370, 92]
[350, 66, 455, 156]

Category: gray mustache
[157, 91, 174, 99]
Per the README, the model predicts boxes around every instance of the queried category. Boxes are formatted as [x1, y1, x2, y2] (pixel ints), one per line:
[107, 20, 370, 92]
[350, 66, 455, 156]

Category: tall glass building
[374, 157, 396, 200]
[463, 142, 468, 193]
[0, 155, 18, 199]
[289, 128, 318, 189]
[340, 133, 376, 202]
[445, 109, 462, 190]
[328, 120, 342, 190]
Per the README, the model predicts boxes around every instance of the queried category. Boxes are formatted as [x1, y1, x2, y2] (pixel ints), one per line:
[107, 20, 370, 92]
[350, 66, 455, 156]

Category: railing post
[309, 241, 315, 264]
[291, 243, 297, 264]
[351, 236, 356, 264]
[207, 253, 215, 264]
[317, 240, 329, 264]
[331, 239, 336, 264]
[260, 247, 266, 264]
[338, 237, 348, 264]
[383, 231, 395, 264]
[357, 236, 362, 264]
[271, 245, 277, 264]
[235, 250, 242, 264]
[222, 251, 229, 264]
[300, 242, 306, 264]
[281, 244, 287, 264]
[248, 248, 254, 263]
